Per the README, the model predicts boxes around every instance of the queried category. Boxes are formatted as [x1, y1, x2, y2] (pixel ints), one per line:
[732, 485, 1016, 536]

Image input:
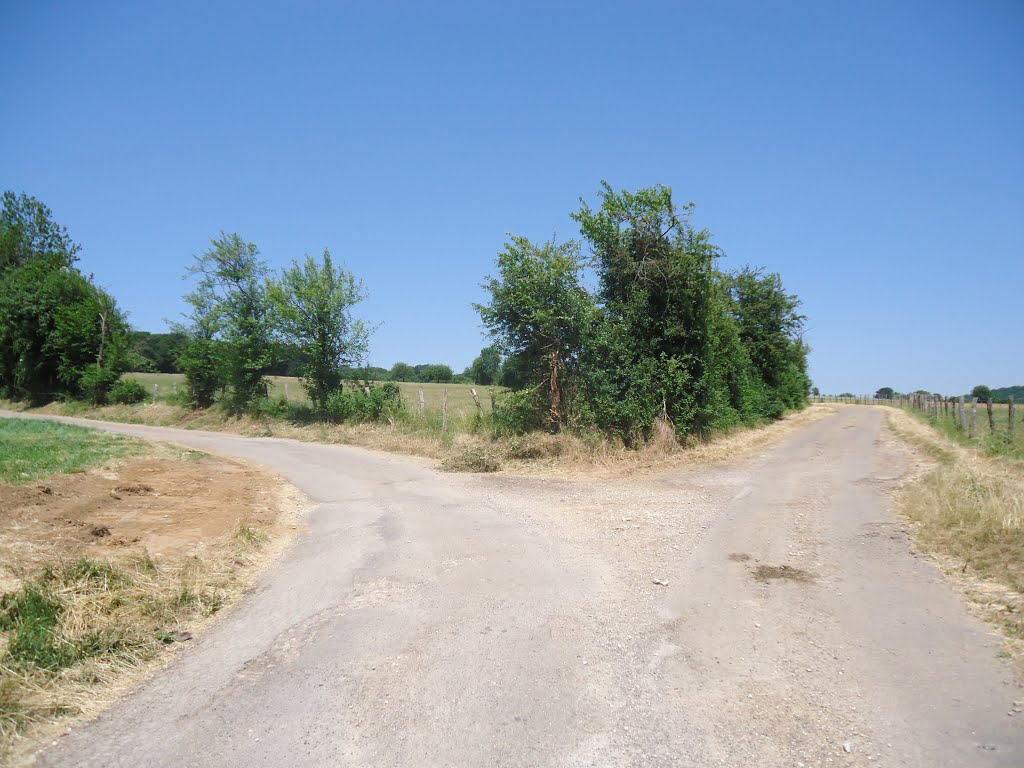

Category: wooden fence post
[987, 398, 995, 433]
[418, 389, 425, 417]
[442, 388, 449, 433]
[1009, 396, 1016, 438]
[958, 395, 967, 431]
[470, 387, 482, 417]
[969, 397, 978, 438]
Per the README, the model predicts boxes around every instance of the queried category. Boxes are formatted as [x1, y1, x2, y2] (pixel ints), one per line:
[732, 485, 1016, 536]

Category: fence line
[811, 393, 1016, 441]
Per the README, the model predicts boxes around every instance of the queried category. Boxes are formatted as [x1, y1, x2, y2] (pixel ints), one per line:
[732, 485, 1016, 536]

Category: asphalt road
[7, 408, 1021, 767]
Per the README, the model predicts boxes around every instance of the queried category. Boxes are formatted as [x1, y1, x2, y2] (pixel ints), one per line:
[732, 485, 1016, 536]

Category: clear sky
[2, 1, 1021, 395]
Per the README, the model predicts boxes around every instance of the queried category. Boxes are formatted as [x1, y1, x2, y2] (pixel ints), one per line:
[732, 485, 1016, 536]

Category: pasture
[123, 372, 500, 416]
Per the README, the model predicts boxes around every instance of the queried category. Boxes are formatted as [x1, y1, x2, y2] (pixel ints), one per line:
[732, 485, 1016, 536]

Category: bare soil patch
[1, 455, 290, 586]
[0, 447, 304, 762]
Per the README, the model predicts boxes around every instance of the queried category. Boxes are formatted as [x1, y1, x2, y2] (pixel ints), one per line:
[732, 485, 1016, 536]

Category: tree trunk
[549, 346, 561, 429]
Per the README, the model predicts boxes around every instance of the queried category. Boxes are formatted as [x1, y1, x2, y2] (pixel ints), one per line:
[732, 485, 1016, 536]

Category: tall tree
[174, 282, 225, 408]
[0, 192, 130, 403]
[269, 249, 369, 413]
[185, 233, 274, 414]
[476, 236, 592, 429]
[0, 192, 80, 273]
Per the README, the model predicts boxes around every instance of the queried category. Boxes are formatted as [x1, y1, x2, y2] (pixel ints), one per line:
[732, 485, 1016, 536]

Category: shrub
[491, 390, 545, 435]
[109, 379, 149, 405]
[323, 382, 403, 424]
[78, 364, 122, 406]
[250, 396, 292, 420]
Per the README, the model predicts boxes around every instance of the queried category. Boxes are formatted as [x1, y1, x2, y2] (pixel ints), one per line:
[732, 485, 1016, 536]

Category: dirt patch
[0, 448, 306, 762]
[751, 564, 815, 583]
[0, 455, 292, 588]
[728, 552, 751, 562]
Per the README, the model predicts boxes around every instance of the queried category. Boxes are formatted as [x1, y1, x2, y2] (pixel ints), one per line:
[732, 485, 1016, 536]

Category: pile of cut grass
[0, 418, 141, 485]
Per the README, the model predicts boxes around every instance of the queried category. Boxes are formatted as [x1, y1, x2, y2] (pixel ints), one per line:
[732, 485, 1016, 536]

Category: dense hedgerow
[479, 183, 810, 443]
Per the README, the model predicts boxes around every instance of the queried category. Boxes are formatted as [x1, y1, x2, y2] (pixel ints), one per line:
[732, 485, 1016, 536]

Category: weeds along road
[8, 408, 1021, 768]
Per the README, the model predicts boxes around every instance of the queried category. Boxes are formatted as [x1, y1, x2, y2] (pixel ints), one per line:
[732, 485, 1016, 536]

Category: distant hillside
[991, 385, 1024, 403]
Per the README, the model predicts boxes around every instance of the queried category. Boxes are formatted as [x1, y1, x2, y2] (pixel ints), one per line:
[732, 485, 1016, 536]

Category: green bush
[491, 390, 545, 435]
[250, 396, 292, 420]
[109, 379, 149, 405]
[78, 364, 122, 406]
[323, 382, 403, 424]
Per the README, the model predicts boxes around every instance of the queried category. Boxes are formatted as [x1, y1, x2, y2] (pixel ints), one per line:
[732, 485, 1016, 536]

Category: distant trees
[0, 192, 131, 404]
[389, 362, 417, 382]
[128, 331, 185, 373]
[875, 387, 895, 400]
[387, 362, 455, 383]
[971, 384, 993, 402]
[477, 182, 810, 441]
[416, 363, 453, 383]
[270, 249, 369, 414]
[469, 345, 502, 385]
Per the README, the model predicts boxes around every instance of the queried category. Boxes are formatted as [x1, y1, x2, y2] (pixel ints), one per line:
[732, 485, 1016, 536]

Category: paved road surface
[6, 408, 1021, 767]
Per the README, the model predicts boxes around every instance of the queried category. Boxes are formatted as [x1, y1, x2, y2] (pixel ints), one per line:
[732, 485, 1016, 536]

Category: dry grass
[489, 404, 835, 478]
[886, 408, 1024, 652]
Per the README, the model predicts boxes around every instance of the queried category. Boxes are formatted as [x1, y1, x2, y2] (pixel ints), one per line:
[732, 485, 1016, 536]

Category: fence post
[418, 389, 425, 417]
[284, 382, 289, 400]
[470, 387, 482, 417]
[969, 397, 978, 438]
[1009, 396, 1016, 438]
[441, 389, 449, 433]
[987, 398, 995, 433]
[959, 395, 967, 431]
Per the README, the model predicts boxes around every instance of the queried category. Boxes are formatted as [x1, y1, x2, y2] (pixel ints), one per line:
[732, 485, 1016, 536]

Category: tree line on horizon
[870, 385, 1022, 404]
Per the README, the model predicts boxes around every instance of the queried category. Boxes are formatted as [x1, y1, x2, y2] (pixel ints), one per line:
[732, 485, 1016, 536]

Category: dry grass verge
[0, 435, 304, 764]
[886, 408, 1024, 655]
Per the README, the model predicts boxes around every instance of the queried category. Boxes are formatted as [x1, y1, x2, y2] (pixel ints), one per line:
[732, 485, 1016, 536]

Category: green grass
[123, 371, 501, 415]
[0, 418, 142, 485]
[907, 403, 1023, 461]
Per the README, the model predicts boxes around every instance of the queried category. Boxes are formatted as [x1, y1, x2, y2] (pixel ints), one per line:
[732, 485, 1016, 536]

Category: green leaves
[269, 249, 370, 413]
[180, 232, 275, 414]
[478, 182, 811, 442]
[0, 194, 130, 404]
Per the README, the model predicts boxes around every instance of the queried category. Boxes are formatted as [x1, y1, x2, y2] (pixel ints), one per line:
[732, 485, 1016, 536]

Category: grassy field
[917, 401, 1022, 460]
[123, 372, 499, 415]
[0, 418, 141, 485]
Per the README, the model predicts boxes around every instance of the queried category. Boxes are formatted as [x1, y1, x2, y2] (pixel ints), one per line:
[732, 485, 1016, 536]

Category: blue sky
[3, 1, 1021, 394]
